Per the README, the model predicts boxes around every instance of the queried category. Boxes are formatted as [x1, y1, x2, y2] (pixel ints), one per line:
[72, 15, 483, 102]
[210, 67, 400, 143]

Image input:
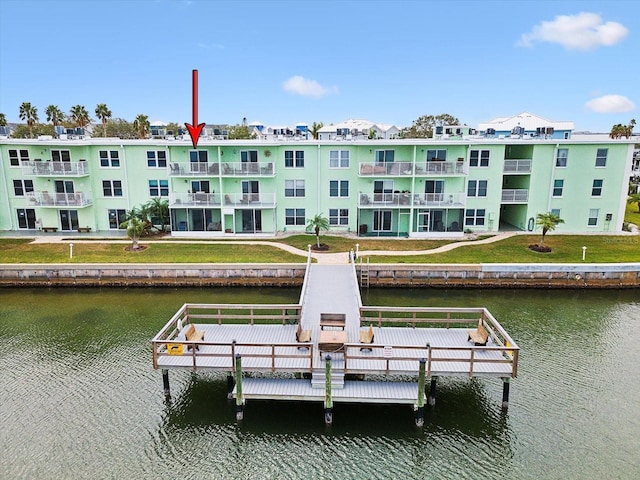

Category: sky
[0, 0, 638, 133]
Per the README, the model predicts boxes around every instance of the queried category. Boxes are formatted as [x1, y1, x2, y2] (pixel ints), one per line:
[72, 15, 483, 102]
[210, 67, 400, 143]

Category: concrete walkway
[22, 231, 518, 265]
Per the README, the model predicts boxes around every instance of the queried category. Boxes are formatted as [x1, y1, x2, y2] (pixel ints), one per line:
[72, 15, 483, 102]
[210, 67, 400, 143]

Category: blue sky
[1, 0, 638, 132]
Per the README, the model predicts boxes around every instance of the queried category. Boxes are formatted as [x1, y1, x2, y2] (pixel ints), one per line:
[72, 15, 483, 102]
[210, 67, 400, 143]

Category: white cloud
[585, 95, 636, 113]
[282, 76, 338, 98]
[517, 12, 628, 50]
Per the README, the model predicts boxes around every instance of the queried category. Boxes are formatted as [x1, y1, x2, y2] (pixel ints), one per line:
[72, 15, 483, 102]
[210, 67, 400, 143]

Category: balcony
[415, 161, 467, 176]
[27, 191, 92, 208]
[501, 189, 529, 203]
[503, 159, 532, 174]
[359, 162, 413, 176]
[222, 192, 276, 208]
[220, 161, 274, 176]
[413, 192, 466, 208]
[168, 162, 220, 176]
[358, 191, 412, 207]
[22, 161, 90, 177]
[170, 192, 221, 208]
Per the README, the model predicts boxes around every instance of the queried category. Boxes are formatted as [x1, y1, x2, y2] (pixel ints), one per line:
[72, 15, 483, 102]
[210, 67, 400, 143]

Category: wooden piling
[235, 354, 244, 421]
[415, 358, 426, 427]
[162, 369, 170, 398]
[324, 355, 333, 425]
[428, 377, 437, 406]
[502, 377, 510, 410]
[226, 375, 235, 399]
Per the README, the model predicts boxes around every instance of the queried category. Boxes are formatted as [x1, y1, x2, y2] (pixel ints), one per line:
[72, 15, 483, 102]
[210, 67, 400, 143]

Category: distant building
[478, 112, 574, 140]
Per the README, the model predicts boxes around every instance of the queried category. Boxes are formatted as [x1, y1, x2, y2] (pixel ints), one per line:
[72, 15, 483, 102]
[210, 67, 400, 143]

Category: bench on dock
[42, 227, 58, 232]
[359, 325, 374, 351]
[320, 313, 346, 330]
[77, 227, 91, 233]
[468, 322, 489, 346]
[185, 323, 205, 351]
[296, 323, 311, 343]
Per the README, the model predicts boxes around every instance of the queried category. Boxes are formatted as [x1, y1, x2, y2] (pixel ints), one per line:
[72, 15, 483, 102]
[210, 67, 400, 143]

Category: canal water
[1, 287, 638, 479]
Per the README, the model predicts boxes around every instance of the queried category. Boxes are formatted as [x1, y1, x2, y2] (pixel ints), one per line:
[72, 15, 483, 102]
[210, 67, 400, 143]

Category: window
[329, 150, 349, 168]
[51, 150, 71, 162]
[469, 150, 489, 167]
[329, 208, 349, 225]
[13, 179, 33, 196]
[108, 209, 127, 229]
[285, 208, 305, 226]
[189, 150, 208, 163]
[375, 150, 395, 163]
[329, 180, 349, 197]
[553, 179, 564, 197]
[8, 149, 29, 166]
[373, 210, 392, 231]
[595, 148, 607, 167]
[147, 150, 167, 168]
[465, 208, 486, 226]
[467, 180, 487, 197]
[556, 148, 568, 167]
[284, 150, 304, 168]
[191, 180, 210, 193]
[240, 150, 258, 162]
[426, 149, 447, 161]
[551, 208, 561, 217]
[102, 180, 123, 197]
[149, 179, 169, 197]
[99, 150, 120, 167]
[588, 208, 599, 226]
[592, 179, 603, 196]
[285, 180, 305, 197]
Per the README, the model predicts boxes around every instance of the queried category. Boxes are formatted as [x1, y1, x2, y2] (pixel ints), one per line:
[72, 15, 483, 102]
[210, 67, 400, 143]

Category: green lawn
[278, 234, 455, 252]
[624, 200, 640, 225]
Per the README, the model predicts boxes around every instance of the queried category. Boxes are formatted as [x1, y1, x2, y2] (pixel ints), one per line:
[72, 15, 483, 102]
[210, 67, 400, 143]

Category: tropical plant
[119, 208, 149, 249]
[133, 114, 150, 139]
[19, 102, 39, 138]
[11, 124, 55, 138]
[227, 123, 255, 140]
[535, 212, 564, 247]
[310, 121, 324, 139]
[90, 118, 137, 139]
[627, 193, 640, 213]
[95, 103, 112, 136]
[400, 113, 461, 138]
[45, 105, 65, 126]
[610, 119, 636, 139]
[306, 213, 330, 248]
[145, 197, 169, 232]
[0, 112, 8, 126]
[69, 105, 91, 128]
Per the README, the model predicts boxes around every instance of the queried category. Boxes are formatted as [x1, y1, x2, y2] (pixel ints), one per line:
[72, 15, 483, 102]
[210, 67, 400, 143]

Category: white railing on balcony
[358, 192, 412, 207]
[503, 159, 532, 173]
[501, 189, 529, 202]
[222, 192, 276, 207]
[415, 161, 467, 176]
[27, 191, 92, 207]
[170, 192, 221, 207]
[413, 192, 466, 207]
[168, 162, 220, 176]
[359, 162, 413, 176]
[220, 161, 274, 176]
[22, 161, 90, 176]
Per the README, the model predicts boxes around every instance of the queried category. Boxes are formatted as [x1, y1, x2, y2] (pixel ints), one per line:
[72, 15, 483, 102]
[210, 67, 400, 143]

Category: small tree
[310, 121, 324, 139]
[536, 212, 564, 247]
[146, 197, 169, 232]
[306, 213, 330, 248]
[45, 105, 65, 126]
[0, 112, 7, 126]
[120, 208, 148, 250]
[627, 193, 640, 213]
[19, 102, 39, 138]
[69, 105, 91, 128]
[133, 114, 150, 139]
[95, 103, 112, 136]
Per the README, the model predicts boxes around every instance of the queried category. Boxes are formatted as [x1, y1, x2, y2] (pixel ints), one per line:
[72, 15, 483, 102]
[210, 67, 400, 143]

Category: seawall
[1, 263, 639, 288]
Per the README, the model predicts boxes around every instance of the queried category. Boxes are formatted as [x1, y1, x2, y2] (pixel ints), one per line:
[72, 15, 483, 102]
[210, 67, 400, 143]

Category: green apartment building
[0, 114, 635, 237]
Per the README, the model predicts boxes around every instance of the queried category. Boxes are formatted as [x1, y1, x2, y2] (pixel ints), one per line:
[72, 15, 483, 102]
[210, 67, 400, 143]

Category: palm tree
[310, 121, 324, 140]
[0, 112, 7, 126]
[306, 213, 330, 248]
[69, 105, 91, 128]
[627, 193, 640, 213]
[19, 102, 39, 138]
[95, 103, 112, 136]
[45, 105, 65, 126]
[146, 197, 169, 232]
[536, 212, 564, 247]
[120, 208, 146, 250]
[133, 114, 150, 139]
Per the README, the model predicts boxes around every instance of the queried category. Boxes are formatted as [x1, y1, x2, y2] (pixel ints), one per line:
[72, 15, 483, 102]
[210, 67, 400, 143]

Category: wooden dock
[152, 256, 519, 424]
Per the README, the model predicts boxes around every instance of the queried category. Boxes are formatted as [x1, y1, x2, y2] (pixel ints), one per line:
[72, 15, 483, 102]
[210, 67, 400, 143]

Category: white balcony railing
[27, 191, 92, 207]
[415, 161, 467, 176]
[358, 191, 466, 208]
[503, 159, 532, 173]
[222, 192, 276, 207]
[359, 162, 413, 176]
[22, 161, 90, 176]
[168, 162, 220, 176]
[358, 192, 412, 207]
[170, 192, 221, 207]
[501, 189, 529, 202]
[413, 192, 466, 207]
[220, 161, 274, 176]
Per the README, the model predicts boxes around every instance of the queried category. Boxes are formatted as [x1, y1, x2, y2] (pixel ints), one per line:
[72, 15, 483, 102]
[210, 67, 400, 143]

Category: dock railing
[357, 306, 519, 377]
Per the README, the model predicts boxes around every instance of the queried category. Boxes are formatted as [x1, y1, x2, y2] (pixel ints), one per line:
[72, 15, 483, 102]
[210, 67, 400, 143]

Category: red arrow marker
[185, 69, 205, 148]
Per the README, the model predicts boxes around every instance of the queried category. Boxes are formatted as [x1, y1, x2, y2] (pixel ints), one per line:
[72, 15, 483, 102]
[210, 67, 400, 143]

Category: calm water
[1, 287, 639, 479]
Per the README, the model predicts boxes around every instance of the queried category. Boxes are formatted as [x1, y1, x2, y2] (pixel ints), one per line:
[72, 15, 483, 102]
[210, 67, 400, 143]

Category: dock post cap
[325, 354, 332, 361]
